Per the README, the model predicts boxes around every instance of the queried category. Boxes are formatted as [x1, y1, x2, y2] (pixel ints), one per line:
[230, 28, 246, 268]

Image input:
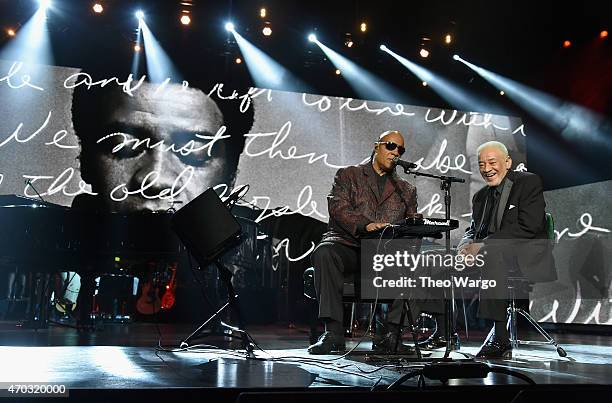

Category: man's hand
[366, 222, 391, 232]
[458, 241, 484, 257]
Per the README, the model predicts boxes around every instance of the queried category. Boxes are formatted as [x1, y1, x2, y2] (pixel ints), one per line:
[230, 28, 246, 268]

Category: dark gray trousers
[311, 241, 444, 324]
[311, 241, 508, 326]
[311, 242, 359, 323]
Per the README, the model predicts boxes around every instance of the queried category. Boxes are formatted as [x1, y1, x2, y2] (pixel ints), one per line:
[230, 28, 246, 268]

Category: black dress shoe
[372, 332, 415, 354]
[476, 337, 512, 358]
[308, 331, 346, 354]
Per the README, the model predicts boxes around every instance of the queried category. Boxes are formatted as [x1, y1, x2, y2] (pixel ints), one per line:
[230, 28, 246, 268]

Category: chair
[303, 266, 431, 349]
[506, 212, 567, 357]
[303, 268, 371, 339]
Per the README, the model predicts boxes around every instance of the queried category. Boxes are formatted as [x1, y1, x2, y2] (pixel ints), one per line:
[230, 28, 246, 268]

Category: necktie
[477, 187, 496, 239]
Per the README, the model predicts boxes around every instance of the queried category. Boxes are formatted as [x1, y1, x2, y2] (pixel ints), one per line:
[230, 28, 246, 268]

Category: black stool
[507, 275, 567, 357]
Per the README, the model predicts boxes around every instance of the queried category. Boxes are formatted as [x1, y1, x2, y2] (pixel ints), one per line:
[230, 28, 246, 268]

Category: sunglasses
[376, 141, 405, 156]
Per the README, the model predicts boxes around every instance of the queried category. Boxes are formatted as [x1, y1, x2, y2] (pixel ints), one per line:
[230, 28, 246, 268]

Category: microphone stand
[396, 165, 465, 359]
[25, 179, 48, 205]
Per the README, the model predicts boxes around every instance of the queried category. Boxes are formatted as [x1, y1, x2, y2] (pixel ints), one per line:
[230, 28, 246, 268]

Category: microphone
[392, 156, 418, 170]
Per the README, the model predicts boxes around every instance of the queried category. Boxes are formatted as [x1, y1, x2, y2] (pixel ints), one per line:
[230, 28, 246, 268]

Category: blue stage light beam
[380, 45, 494, 112]
[0, 3, 53, 66]
[311, 37, 406, 103]
[230, 30, 310, 91]
[139, 20, 182, 83]
[454, 55, 611, 150]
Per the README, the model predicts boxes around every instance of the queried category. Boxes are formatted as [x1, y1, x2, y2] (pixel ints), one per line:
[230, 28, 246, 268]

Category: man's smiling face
[478, 146, 512, 187]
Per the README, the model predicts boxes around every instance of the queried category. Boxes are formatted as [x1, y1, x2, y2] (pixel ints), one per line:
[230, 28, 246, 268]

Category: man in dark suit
[308, 130, 419, 354]
[458, 141, 556, 358]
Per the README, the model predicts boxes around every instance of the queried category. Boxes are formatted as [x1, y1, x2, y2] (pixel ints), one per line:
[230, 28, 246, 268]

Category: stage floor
[0, 321, 611, 394]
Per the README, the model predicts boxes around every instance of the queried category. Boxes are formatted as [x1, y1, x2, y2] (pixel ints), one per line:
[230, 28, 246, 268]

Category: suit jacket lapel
[496, 176, 514, 230]
[362, 164, 380, 202]
[473, 188, 487, 236]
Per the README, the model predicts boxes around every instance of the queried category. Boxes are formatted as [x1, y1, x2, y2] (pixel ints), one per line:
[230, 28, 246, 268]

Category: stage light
[600, 30, 608, 39]
[335, 69, 341, 75]
[135, 10, 144, 20]
[38, 0, 51, 10]
[455, 55, 611, 155]
[235, 57, 242, 64]
[140, 19, 182, 83]
[312, 38, 406, 102]
[562, 40, 571, 48]
[231, 28, 309, 91]
[308, 33, 317, 42]
[360, 22, 367, 32]
[344, 33, 353, 48]
[445, 34, 452, 44]
[260, 8, 267, 18]
[180, 14, 191, 25]
[380, 44, 387, 51]
[134, 44, 141, 52]
[92, 3, 103, 13]
[0, 0, 53, 65]
[381, 45, 490, 111]
[225, 22, 235, 32]
[499, 90, 505, 95]
[262, 22, 272, 36]
[452, 54, 460, 61]
[419, 48, 430, 58]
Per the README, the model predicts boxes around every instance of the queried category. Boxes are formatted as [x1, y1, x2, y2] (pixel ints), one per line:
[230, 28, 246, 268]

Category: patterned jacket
[320, 162, 418, 247]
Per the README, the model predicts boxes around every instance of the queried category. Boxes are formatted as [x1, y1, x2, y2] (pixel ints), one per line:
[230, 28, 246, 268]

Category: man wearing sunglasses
[308, 130, 419, 354]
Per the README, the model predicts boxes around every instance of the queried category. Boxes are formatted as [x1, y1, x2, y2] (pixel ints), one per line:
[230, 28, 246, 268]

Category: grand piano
[0, 194, 183, 328]
[0, 194, 269, 328]
[0, 194, 183, 271]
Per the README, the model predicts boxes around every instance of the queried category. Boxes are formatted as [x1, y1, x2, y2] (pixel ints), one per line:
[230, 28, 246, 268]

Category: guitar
[136, 273, 162, 315]
[55, 271, 80, 314]
[160, 263, 177, 310]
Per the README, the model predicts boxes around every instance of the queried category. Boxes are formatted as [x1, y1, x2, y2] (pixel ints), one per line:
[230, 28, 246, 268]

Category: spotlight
[562, 40, 571, 48]
[444, 34, 452, 44]
[335, 69, 341, 75]
[235, 57, 242, 64]
[499, 90, 505, 96]
[344, 33, 353, 48]
[134, 44, 141, 52]
[308, 33, 317, 42]
[422, 81, 428, 87]
[6, 28, 16, 37]
[225, 22, 235, 32]
[600, 30, 608, 39]
[360, 22, 367, 32]
[262, 22, 272, 36]
[380, 44, 387, 51]
[92, 3, 103, 13]
[452, 54, 460, 61]
[180, 14, 191, 25]
[260, 8, 267, 18]
[135, 10, 144, 20]
[38, 0, 51, 10]
[419, 48, 430, 58]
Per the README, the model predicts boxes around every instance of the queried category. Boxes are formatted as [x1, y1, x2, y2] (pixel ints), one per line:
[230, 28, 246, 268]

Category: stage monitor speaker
[171, 188, 242, 266]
